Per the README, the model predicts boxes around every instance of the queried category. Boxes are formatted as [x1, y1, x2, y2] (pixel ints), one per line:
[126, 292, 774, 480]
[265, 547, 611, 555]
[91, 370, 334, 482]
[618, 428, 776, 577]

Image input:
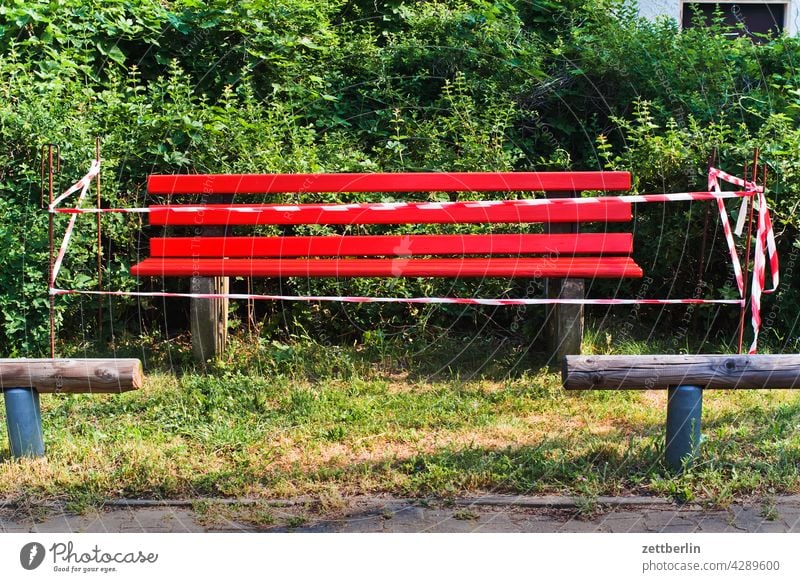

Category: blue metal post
[665, 385, 703, 471]
[3, 388, 45, 458]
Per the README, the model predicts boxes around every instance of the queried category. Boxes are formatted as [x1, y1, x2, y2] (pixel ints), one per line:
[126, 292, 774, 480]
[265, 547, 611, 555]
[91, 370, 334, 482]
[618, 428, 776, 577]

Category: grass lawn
[2, 330, 800, 510]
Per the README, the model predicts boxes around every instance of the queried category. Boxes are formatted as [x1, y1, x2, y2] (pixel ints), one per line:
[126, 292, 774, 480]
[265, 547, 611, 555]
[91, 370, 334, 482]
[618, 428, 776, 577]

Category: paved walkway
[2, 496, 799, 533]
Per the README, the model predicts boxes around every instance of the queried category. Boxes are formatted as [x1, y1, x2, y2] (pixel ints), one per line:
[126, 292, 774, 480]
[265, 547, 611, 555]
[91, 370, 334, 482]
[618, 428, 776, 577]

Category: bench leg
[3, 387, 45, 458]
[190, 276, 229, 363]
[547, 278, 584, 360]
[544, 192, 583, 360]
[665, 385, 703, 471]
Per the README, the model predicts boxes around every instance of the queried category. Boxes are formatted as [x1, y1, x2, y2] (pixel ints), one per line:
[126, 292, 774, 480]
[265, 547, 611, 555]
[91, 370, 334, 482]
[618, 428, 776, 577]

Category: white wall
[637, 1, 799, 35]
[638, 0, 681, 22]
[786, 1, 800, 33]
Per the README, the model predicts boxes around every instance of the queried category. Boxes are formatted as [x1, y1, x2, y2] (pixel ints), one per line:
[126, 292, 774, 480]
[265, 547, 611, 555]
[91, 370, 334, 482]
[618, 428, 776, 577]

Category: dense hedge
[1, 0, 799, 354]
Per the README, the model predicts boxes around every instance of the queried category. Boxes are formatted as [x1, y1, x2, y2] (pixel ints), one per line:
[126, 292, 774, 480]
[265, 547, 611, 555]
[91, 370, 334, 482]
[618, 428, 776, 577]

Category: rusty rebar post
[737, 149, 759, 354]
[96, 137, 103, 339]
[46, 145, 56, 359]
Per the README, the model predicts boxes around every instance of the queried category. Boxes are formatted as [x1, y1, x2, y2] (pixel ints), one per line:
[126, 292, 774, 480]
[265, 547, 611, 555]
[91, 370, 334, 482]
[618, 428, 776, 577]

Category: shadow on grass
[384, 335, 554, 383]
[35, 330, 800, 506]
[177, 437, 667, 502]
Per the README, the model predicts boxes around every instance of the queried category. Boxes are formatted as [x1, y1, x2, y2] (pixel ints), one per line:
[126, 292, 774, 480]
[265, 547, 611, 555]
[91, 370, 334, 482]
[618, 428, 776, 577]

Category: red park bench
[130, 171, 640, 355]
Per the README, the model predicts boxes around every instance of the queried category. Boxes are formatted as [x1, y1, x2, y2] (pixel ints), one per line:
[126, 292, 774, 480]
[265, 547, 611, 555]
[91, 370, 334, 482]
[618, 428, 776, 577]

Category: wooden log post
[190, 198, 230, 364]
[1, 358, 143, 460]
[545, 191, 584, 360]
[563, 354, 800, 471]
[190, 275, 229, 364]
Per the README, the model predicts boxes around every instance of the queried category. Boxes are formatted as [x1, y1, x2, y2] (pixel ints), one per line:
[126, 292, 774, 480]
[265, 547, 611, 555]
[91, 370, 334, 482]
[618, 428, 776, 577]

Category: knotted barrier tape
[708, 167, 778, 354]
[49, 159, 101, 286]
[48, 161, 780, 353]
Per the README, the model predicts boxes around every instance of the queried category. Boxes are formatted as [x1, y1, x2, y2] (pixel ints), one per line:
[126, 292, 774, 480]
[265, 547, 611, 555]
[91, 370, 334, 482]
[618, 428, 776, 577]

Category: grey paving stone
[298, 516, 386, 533]
[646, 522, 701, 533]
[694, 514, 740, 533]
[782, 514, 800, 532]
[729, 506, 765, 531]
[555, 518, 607, 532]
[595, 514, 647, 533]
[4, 496, 800, 533]
[642, 513, 703, 533]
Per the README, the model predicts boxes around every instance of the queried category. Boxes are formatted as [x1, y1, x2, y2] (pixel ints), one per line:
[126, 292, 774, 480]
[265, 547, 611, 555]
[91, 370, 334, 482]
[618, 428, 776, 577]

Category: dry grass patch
[2, 338, 800, 507]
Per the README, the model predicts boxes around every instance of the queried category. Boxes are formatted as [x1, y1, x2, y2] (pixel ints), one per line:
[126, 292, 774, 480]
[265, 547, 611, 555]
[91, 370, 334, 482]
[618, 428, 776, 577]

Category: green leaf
[298, 37, 323, 50]
[107, 45, 126, 65]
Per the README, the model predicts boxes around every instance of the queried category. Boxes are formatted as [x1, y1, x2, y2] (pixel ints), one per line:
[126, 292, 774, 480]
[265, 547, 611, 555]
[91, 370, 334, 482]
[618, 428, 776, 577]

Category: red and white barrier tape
[49, 159, 101, 286]
[48, 190, 754, 215]
[49, 287, 744, 306]
[48, 162, 779, 352]
[708, 167, 778, 354]
[749, 184, 780, 353]
[48, 159, 101, 211]
[708, 168, 747, 298]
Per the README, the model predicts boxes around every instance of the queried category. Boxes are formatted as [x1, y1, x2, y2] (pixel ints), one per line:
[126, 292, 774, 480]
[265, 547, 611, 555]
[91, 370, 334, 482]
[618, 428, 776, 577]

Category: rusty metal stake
[737, 149, 759, 354]
[42, 144, 59, 359]
[96, 137, 103, 340]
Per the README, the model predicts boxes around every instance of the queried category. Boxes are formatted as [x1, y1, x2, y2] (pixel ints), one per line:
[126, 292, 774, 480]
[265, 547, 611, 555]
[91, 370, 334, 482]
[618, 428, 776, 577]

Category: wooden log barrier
[1, 359, 143, 459]
[563, 354, 800, 391]
[0, 358, 143, 393]
[562, 354, 800, 471]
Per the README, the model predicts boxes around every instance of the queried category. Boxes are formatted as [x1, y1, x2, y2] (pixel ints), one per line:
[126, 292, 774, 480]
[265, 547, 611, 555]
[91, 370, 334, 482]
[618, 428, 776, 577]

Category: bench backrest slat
[135, 170, 642, 280]
[151, 233, 634, 258]
[149, 199, 632, 226]
[148, 172, 631, 195]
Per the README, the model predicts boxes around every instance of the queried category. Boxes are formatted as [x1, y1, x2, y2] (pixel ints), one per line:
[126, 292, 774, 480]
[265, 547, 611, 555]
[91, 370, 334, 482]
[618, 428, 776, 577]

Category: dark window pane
[682, 2, 785, 39]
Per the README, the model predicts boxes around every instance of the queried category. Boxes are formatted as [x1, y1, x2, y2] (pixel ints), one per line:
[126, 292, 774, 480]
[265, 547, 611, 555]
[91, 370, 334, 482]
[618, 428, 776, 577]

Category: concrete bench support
[0, 358, 143, 460]
[665, 385, 703, 471]
[563, 354, 800, 472]
[3, 387, 45, 458]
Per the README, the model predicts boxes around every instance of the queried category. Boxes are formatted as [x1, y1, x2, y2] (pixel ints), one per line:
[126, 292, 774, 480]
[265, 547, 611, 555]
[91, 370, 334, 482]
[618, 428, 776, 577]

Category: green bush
[1, 0, 799, 354]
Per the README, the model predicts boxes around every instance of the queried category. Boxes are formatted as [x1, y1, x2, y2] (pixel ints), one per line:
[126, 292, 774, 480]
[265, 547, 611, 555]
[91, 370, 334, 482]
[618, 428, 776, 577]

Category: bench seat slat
[149, 200, 632, 226]
[151, 233, 634, 258]
[148, 172, 632, 195]
[130, 257, 644, 278]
